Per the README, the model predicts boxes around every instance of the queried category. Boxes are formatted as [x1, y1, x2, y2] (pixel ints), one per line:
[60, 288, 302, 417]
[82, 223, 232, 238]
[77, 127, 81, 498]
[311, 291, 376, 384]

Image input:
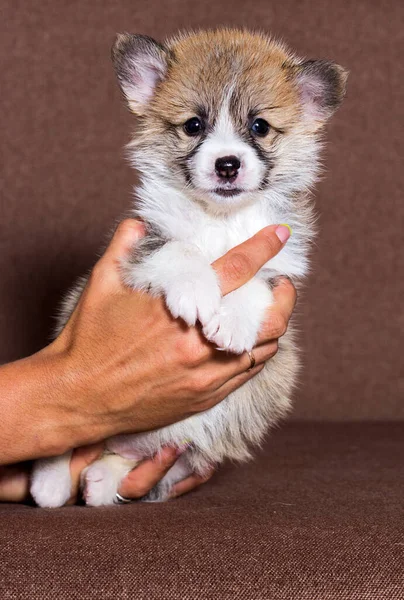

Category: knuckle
[223, 252, 254, 284]
[90, 260, 104, 281]
[177, 333, 210, 368]
[274, 277, 297, 308]
[161, 455, 176, 469]
[269, 314, 288, 339]
[115, 219, 138, 237]
[268, 340, 279, 358]
[159, 447, 178, 465]
[90, 261, 109, 289]
[282, 277, 298, 304]
[189, 345, 209, 367]
[189, 372, 214, 395]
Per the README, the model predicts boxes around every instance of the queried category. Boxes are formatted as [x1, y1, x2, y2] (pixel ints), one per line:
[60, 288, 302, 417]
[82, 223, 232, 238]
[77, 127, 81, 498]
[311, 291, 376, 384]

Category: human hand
[0, 220, 296, 467]
[46, 220, 296, 449]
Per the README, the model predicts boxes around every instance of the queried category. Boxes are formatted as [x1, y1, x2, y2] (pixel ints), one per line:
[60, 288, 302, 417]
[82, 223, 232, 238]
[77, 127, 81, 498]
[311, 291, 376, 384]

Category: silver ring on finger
[115, 492, 133, 504]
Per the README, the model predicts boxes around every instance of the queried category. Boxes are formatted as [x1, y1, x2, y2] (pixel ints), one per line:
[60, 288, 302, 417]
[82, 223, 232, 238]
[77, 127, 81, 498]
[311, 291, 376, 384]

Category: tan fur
[154, 29, 299, 127]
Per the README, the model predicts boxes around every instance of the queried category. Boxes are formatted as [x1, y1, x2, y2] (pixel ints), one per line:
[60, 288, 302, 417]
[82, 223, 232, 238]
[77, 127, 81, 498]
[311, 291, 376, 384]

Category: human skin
[0, 220, 296, 503]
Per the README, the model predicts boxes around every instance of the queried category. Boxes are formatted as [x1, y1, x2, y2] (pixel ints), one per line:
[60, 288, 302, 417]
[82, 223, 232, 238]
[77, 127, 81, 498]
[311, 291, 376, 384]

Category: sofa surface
[1, 423, 403, 599]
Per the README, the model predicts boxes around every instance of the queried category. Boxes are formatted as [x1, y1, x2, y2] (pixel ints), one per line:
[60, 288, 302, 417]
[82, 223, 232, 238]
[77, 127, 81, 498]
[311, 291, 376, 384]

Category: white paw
[203, 305, 259, 353]
[82, 462, 120, 507]
[31, 460, 72, 508]
[165, 271, 221, 327]
[82, 455, 137, 507]
[203, 280, 271, 354]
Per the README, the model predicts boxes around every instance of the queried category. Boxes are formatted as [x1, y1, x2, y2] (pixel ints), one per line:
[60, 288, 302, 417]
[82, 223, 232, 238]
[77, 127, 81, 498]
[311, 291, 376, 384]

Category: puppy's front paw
[204, 302, 259, 354]
[165, 270, 221, 327]
[203, 280, 272, 354]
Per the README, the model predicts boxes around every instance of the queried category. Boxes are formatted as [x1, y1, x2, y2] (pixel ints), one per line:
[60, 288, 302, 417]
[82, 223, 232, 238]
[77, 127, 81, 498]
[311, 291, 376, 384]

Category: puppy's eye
[251, 118, 270, 137]
[183, 117, 203, 136]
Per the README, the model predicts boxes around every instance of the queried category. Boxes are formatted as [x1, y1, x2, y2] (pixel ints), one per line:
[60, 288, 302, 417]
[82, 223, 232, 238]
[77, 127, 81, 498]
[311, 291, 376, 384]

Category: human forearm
[0, 345, 107, 465]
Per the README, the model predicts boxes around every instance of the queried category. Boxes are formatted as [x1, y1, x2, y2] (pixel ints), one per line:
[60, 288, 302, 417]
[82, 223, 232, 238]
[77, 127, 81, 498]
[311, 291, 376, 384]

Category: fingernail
[275, 224, 292, 244]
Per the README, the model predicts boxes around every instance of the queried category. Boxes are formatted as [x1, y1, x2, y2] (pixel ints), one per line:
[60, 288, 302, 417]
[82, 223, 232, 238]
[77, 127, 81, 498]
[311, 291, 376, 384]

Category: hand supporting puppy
[0, 220, 295, 504]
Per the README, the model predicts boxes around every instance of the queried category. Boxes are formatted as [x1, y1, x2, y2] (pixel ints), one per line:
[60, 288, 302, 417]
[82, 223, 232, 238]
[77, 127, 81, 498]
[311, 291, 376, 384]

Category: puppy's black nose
[215, 156, 241, 180]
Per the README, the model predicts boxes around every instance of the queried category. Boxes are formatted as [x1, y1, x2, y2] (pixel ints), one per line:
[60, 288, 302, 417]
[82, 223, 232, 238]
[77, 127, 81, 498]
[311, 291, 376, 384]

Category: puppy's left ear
[293, 60, 348, 128]
[111, 33, 168, 115]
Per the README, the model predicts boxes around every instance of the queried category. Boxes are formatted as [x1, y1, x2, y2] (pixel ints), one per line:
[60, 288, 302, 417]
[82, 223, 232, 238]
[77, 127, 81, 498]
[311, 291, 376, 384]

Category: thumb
[95, 219, 146, 288]
[102, 219, 146, 265]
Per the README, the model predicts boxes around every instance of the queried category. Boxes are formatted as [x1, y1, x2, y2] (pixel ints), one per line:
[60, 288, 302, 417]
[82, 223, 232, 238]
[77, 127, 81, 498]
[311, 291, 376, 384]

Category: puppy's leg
[204, 278, 272, 353]
[82, 454, 138, 507]
[31, 451, 73, 508]
[123, 241, 221, 327]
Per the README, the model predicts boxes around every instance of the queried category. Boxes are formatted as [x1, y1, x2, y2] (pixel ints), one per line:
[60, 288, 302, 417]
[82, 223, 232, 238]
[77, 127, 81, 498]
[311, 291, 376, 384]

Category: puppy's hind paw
[82, 462, 120, 507]
[81, 454, 138, 507]
[30, 453, 73, 508]
[31, 469, 72, 508]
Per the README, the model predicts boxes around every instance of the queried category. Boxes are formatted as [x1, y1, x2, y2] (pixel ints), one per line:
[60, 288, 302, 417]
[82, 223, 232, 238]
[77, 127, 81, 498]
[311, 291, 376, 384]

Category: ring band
[247, 350, 256, 372]
[115, 492, 132, 504]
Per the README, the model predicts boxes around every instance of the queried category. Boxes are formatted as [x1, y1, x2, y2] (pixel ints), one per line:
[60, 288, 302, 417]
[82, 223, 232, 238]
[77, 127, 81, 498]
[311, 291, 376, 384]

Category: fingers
[212, 225, 291, 296]
[169, 469, 215, 498]
[256, 277, 297, 345]
[196, 339, 278, 390]
[118, 446, 180, 499]
[211, 363, 266, 401]
[95, 219, 146, 288]
[67, 443, 104, 505]
[103, 219, 146, 264]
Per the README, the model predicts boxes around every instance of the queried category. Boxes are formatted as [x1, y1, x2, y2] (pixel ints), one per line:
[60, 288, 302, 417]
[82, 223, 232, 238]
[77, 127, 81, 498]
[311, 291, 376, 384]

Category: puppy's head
[112, 30, 347, 211]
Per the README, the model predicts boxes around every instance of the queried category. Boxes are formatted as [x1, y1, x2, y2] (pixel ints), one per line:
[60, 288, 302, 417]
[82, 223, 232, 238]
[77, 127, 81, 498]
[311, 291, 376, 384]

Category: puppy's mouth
[213, 187, 243, 197]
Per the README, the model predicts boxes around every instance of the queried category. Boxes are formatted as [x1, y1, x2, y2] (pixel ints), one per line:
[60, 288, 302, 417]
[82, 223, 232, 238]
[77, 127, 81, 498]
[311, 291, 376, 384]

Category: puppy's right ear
[111, 33, 168, 115]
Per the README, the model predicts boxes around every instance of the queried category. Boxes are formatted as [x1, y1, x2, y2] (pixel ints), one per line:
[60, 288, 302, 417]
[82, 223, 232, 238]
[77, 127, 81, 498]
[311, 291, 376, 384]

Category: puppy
[31, 29, 347, 507]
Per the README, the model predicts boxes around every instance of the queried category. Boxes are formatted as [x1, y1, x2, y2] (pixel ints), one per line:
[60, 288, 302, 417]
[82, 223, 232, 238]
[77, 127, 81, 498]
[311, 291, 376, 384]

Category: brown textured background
[0, 0, 403, 420]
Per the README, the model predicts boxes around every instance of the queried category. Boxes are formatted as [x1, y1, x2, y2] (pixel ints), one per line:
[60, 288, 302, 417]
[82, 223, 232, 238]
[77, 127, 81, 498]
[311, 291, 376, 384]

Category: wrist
[0, 345, 81, 463]
[38, 341, 115, 453]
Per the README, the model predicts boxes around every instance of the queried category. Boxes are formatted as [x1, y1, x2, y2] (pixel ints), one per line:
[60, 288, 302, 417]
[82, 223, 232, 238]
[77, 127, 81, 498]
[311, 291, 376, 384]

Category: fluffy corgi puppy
[31, 29, 347, 507]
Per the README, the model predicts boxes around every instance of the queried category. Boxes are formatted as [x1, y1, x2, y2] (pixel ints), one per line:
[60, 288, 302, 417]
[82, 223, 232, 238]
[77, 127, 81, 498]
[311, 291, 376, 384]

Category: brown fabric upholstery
[0, 0, 403, 420]
[1, 423, 403, 599]
[1, 3, 403, 599]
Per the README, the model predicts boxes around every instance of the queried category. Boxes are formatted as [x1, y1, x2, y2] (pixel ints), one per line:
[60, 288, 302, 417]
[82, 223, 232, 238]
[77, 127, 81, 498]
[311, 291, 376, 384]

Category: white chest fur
[134, 180, 311, 280]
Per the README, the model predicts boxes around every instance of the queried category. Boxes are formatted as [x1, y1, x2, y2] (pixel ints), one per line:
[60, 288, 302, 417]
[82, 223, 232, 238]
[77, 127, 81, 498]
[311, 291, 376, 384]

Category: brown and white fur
[31, 29, 347, 507]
